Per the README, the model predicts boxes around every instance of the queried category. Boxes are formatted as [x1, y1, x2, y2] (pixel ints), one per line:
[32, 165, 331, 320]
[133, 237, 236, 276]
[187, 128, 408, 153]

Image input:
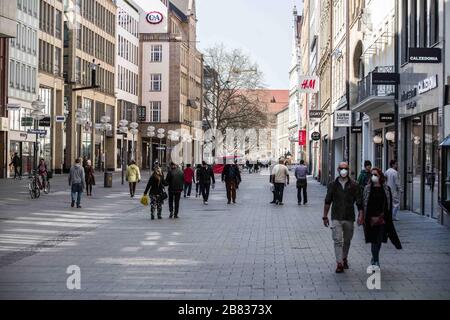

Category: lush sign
[334, 111, 352, 127]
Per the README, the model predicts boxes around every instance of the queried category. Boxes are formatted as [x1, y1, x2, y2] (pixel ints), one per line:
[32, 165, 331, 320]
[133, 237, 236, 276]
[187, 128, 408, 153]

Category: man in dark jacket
[165, 162, 184, 218]
[323, 162, 363, 274]
[198, 161, 215, 205]
[357, 160, 372, 191]
[9, 152, 21, 179]
[222, 161, 242, 204]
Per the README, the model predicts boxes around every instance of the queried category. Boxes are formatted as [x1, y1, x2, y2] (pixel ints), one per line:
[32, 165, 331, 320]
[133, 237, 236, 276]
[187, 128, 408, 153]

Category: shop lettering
[146, 11, 163, 24]
[301, 79, 316, 90]
[418, 75, 438, 94]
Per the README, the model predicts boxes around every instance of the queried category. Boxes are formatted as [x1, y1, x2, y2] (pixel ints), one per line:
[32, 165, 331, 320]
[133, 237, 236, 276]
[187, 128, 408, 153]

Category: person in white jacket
[385, 160, 402, 221]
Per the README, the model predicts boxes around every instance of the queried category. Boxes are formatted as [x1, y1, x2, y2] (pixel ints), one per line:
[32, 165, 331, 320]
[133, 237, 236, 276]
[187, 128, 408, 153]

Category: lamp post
[129, 122, 139, 161]
[31, 98, 46, 171]
[168, 130, 180, 165]
[147, 126, 156, 170]
[99, 115, 112, 188]
[118, 119, 129, 185]
[157, 128, 165, 167]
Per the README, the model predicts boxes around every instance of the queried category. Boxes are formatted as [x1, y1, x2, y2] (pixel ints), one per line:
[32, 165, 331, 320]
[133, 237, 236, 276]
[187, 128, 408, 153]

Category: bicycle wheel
[29, 182, 36, 199]
[35, 186, 40, 198]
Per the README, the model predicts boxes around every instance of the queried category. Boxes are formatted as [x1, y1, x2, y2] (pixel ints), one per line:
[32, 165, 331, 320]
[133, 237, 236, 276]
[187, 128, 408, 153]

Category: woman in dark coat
[85, 160, 95, 196]
[143, 167, 166, 220]
[360, 168, 402, 267]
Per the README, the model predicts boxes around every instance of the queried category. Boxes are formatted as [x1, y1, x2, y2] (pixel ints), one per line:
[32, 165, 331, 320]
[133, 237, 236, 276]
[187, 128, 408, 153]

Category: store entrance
[405, 111, 440, 218]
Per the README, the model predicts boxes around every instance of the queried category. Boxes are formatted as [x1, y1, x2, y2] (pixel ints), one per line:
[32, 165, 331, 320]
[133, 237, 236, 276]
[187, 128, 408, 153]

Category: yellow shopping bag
[140, 195, 150, 206]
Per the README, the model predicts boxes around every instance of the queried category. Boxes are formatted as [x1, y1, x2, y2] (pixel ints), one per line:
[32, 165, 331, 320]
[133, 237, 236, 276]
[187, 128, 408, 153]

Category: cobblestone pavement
[0, 170, 450, 300]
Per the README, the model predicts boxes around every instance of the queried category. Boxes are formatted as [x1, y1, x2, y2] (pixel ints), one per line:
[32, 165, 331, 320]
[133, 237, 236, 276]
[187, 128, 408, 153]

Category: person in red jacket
[183, 164, 195, 198]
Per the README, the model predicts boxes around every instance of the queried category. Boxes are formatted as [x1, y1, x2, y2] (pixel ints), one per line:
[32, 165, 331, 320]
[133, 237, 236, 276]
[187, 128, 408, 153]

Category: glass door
[423, 111, 440, 218]
[407, 117, 423, 214]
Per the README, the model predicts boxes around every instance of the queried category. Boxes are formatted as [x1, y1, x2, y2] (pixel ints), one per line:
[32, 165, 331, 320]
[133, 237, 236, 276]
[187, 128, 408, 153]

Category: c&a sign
[146, 11, 163, 24]
[299, 76, 319, 93]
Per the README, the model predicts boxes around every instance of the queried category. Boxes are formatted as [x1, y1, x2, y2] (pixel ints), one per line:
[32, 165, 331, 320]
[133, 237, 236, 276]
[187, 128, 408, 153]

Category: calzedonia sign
[409, 48, 442, 63]
[146, 11, 163, 24]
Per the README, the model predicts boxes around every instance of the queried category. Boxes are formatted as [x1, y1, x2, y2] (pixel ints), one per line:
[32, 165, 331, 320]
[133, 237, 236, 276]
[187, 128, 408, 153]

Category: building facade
[138, 0, 203, 168]
[38, 0, 65, 173]
[276, 106, 290, 160]
[0, 1, 17, 178]
[63, 0, 117, 172]
[7, 0, 39, 177]
[116, 0, 140, 169]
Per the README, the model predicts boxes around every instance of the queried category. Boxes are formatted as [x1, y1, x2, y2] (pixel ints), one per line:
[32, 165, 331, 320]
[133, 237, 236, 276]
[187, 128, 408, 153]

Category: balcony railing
[357, 66, 395, 104]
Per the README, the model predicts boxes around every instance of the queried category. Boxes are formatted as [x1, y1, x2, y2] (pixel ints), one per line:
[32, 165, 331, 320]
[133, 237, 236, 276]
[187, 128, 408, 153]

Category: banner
[299, 76, 319, 93]
[334, 111, 352, 127]
[298, 130, 307, 146]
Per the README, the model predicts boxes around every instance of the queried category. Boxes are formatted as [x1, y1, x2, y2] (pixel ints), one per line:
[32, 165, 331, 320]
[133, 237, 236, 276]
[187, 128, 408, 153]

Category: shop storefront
[403, 111, 440, 218]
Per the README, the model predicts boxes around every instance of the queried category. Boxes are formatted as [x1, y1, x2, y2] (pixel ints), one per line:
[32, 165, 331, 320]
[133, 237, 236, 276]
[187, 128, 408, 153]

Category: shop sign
[299, 76, 319, 93]
[351, 126, 363, 133]
[418, 75, 438, 94]
[0, 117, 9, 131]
[372, 72, 399, 85]
[409, 47, 442, 63]
[7, 104, 20, 110]
[55, 115, 66, 122]
[334, 111, 352, 127]
[39, 117, 51, 127]
[21, 117, 33, 127]
[406, 100, 417, 110]
[309, 110, 324, 119]
[379, 113, 395, 123]
[298, 130, 307, 146]
[27, 129, 47, 135]
[311, 132, 321, 141]
[401, 88, 417, 102]
[146, 11, 163, 24]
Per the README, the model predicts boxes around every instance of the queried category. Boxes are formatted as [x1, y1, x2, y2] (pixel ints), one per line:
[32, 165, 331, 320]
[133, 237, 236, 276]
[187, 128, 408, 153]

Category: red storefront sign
[298, 130, 307, 146]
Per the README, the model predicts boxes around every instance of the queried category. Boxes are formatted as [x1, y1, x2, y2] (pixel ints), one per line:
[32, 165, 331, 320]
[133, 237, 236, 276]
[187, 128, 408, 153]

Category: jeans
[184, 183, 192, 197]
[71, 183, 83, 206]
[392, 205, 399, 220]
[169, 191, 182, 215]
[200, 183, 211, 202]
[13, 166, 21, 179]
[274, 183, 285, 203]
[331, 220, 354, 264]
[225, 180, 237, 202]
[297, 181, 307, 204]
[86, 183, 93, 195]
[195, 183, 200, 195]
[371, 225, 385, 264]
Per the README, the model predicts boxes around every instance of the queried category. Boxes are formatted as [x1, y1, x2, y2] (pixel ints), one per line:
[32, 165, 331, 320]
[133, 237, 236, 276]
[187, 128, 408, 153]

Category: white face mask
[339, 169, 348, 178]
[371, 175, 379, 184]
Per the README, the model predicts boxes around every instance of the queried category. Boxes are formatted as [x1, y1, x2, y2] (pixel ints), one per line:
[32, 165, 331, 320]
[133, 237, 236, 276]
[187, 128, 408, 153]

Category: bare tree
[203, 44, 268, 133]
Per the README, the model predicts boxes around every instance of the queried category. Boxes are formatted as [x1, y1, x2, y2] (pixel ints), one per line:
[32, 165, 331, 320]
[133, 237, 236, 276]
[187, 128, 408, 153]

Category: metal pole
[150, 137, 153, 172]
[394, 0, 399, 161]
[35, 120, 38, 171]
[121, 134, 125, 185]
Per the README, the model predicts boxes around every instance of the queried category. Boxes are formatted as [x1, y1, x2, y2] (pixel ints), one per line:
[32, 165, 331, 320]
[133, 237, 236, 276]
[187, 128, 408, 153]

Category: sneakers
[174, 215, 179, 219]
[169, 213, 174, 219]
[343, 258, 349, 269]
[71, 201, 75, 208]
[335, 263, 345, 273]
[77, 205, 82, 209]
[151, 214, 155, 220]
[204, 201, 208, 205]
[227, 201, 231, 204]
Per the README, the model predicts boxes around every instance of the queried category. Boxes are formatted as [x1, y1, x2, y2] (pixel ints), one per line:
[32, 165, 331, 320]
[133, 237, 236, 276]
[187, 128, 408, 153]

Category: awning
[439, 135, 450, 147]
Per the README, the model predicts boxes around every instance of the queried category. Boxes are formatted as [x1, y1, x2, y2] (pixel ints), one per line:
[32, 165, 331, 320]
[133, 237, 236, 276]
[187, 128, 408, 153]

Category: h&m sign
[299, 76, 319, 93]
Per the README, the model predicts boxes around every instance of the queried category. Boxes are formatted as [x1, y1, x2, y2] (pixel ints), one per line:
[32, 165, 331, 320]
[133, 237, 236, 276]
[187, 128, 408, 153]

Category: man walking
[183, 164, 195, 198]
[323, 162, 363, 273]
[357, 160, 372, 191]
[69, 158, 85, 209]
[198, 161, 215, 205]
[165, 162, 184, 219]
[270, 158, 289, 205]
[222, 161, 242, 204]
[9, 152, 21, 179]
[295, 160, 309, 205]
[385, 159, 402, 221]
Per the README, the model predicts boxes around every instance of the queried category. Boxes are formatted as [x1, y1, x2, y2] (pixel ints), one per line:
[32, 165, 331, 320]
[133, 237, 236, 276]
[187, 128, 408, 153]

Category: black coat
[363, 184, 402, 249]
[198, 166, 215, 185]
[144, 175, 166, 196]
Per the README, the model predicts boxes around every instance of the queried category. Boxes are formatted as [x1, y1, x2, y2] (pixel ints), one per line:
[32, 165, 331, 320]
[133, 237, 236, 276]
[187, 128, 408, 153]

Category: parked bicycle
[28, 171, 41, 199]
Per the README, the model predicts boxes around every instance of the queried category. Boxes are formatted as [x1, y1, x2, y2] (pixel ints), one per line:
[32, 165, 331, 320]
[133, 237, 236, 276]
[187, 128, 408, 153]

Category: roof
[169, 1, 188, 21]
[250, 89, 290, 114]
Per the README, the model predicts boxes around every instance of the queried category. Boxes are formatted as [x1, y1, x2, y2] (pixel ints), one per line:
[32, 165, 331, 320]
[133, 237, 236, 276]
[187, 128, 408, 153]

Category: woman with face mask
[361, 168, 402, 268]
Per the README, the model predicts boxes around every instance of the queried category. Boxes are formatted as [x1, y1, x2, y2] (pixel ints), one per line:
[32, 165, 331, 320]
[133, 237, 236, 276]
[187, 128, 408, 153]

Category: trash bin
[104, 172, 113, 188]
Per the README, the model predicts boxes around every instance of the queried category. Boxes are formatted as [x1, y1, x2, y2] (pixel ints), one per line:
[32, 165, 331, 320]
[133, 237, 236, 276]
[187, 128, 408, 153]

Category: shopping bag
[140, 195, 150, 206]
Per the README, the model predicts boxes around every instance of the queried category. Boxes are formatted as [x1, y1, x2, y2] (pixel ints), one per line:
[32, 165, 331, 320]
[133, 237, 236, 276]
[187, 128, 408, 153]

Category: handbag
[140, 195, 150, 206]
[162, 189, 168, 201]
[370, 214, 386, 226]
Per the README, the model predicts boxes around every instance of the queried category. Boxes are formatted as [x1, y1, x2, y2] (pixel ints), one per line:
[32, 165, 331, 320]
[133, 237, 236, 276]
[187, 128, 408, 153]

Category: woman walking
[126, 160, 141, 198]
[360, 168, 402, 267]
[143, 167, 166, 220]
[85, 160, 95, 196]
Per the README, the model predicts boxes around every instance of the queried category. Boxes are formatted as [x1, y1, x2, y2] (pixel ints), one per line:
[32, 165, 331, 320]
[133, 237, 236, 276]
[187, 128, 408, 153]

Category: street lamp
[118, 119, 129, 185]
[168, 130, 180, 164]
[147, 126, 156, 171]
[31, 98, 46, 171]
[157, 128, 165, 167]
[129, 122, 139, 161]
[99, 115, 112, 173]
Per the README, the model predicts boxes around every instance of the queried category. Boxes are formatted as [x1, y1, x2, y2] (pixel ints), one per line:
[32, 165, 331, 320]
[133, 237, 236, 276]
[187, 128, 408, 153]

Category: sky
[197, 0, 303, 89]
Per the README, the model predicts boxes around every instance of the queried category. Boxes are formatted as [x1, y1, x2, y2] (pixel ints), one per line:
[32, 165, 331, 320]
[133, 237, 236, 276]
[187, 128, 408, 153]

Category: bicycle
[28, 171, 41, 199]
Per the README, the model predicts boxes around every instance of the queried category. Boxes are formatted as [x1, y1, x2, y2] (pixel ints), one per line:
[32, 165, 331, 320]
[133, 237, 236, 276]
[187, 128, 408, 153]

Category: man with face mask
[323, 162, 363, 273]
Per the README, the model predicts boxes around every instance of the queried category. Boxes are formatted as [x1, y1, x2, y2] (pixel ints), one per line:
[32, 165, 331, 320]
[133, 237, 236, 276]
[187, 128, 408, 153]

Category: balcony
[354, 66, 395, 114]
